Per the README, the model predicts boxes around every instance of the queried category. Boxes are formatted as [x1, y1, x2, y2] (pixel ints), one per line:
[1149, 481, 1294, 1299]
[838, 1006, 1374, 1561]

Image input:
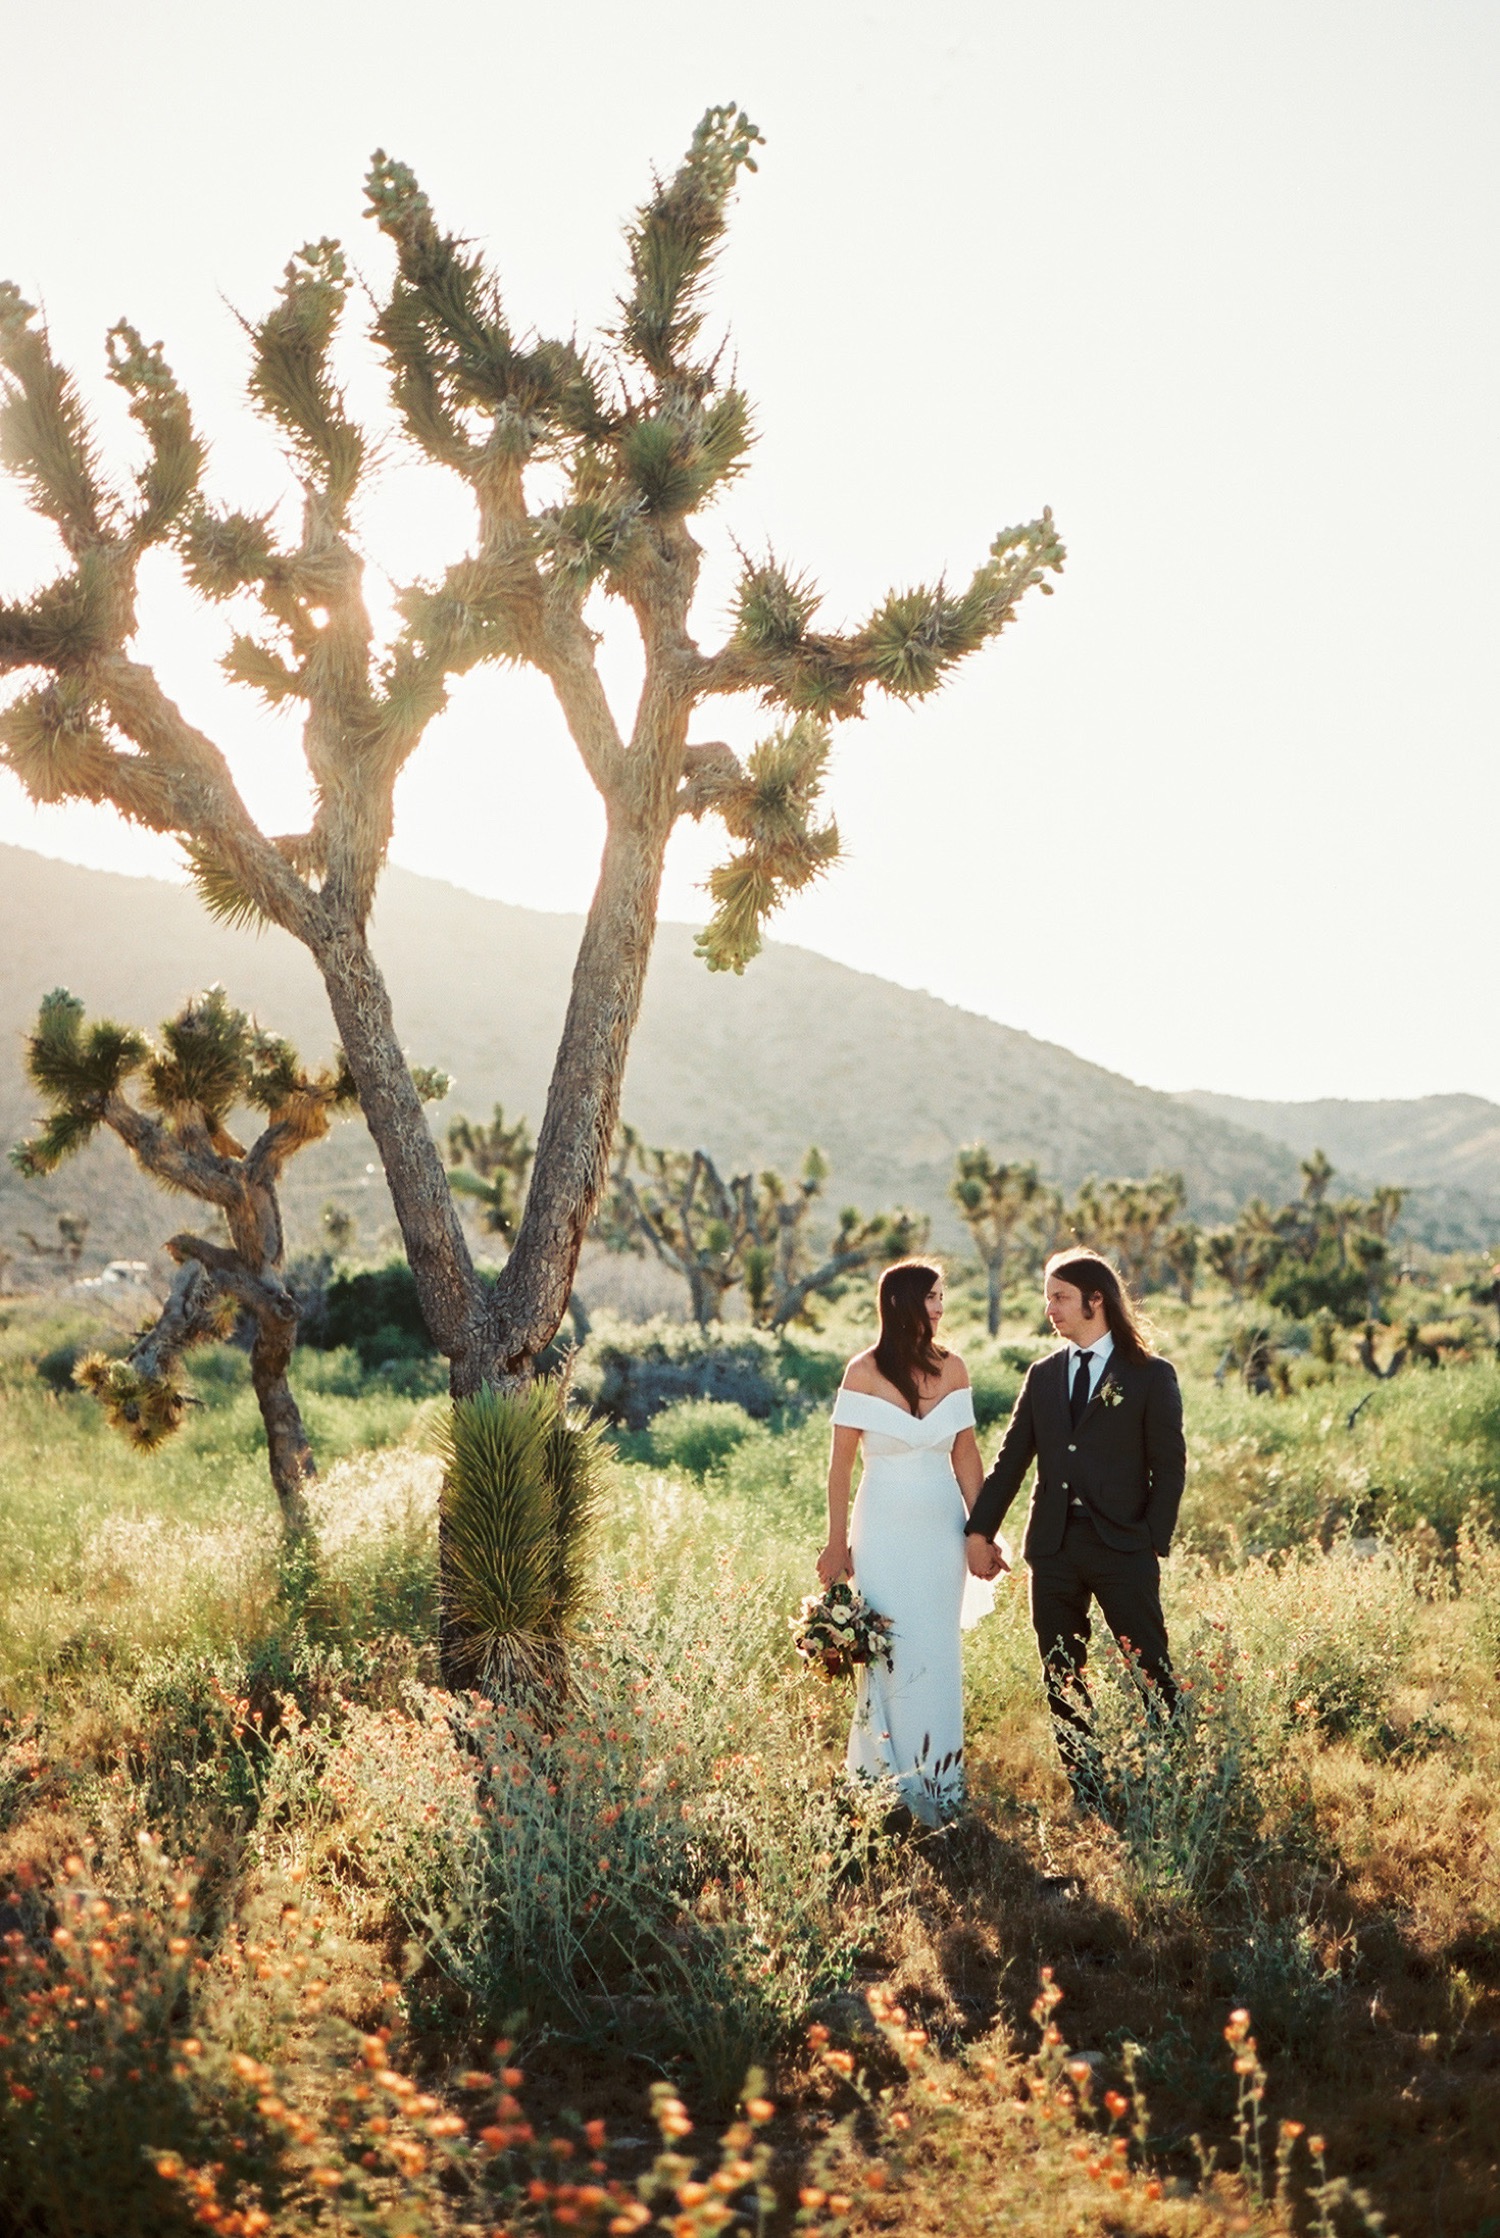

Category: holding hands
[966, 1533, 1009, 1582]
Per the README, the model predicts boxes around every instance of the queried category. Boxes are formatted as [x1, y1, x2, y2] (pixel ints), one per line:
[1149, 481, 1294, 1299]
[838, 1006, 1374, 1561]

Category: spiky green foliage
[0, 546, 116, 678]
[247, 239, 363, 511]
[10, 989, 147, 1173]
[104, 321, 205, 547]
[435, 1381, 605, 1688]
[619, 387, 751, 515]
[366, 152, 604, 476]
[618, 104, 762, 384]
[145, 985, 252, 1123]
[0, 676, 114, 802]
[731, 556, 820, 653]
[73, 1354, 190, 1448]
[0, 284, 109, 548]
[691, 717, 841, 972]
[857, 516, 1065, 698]
[13, 984, 372, 1181]
[179, 843, 273, 933]
[177, 506, 281, 600]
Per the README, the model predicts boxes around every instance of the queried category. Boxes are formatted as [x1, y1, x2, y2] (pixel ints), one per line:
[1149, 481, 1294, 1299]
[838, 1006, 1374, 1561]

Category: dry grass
[2, 1290, 1500, 2232]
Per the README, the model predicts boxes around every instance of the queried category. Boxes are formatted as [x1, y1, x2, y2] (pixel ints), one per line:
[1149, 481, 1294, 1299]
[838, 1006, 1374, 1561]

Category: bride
[817, 1259, 1007, 1823]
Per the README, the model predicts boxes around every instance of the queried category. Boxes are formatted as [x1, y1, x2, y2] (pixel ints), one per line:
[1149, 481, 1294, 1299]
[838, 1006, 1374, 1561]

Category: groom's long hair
[1046, 1250, 1154, 1364]
[875, 1259, 948, 1412]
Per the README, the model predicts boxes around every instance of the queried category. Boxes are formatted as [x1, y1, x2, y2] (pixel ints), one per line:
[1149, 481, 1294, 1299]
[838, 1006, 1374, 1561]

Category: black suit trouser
[1028, 1511, 1177, 1773]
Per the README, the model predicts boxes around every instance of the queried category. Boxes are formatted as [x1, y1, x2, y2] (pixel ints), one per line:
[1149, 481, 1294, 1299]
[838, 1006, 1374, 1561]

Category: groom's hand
[966, 1534, 1007, 1581]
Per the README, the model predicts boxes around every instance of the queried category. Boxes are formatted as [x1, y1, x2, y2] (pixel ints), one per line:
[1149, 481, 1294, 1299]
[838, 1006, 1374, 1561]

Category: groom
[964, 1249, 1186, 1805]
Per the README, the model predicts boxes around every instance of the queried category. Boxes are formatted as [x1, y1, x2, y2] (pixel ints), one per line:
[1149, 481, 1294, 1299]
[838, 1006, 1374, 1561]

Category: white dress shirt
[1066, 1326, 1114, 1400]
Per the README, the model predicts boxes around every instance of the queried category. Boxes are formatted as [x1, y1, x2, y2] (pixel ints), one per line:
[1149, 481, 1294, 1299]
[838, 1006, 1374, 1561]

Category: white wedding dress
[831, 1386, 997, 1825]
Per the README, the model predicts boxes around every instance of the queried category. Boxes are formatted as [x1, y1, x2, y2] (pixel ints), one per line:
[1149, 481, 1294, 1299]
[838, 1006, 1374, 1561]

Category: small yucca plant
[436, 1380, 606, 1695]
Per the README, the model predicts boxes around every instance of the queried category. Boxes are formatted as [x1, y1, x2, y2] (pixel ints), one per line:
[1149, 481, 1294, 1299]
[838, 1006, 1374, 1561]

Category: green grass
[1, 1281, 1499, 2237]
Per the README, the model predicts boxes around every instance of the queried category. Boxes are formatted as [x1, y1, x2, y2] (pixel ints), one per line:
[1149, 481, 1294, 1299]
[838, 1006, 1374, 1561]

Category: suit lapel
[1048, 1347, 1073, 1434]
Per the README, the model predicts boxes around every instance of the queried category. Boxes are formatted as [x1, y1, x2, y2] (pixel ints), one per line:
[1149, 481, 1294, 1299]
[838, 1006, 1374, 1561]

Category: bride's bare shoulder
[842, 1349, 882, 1392]
[938, 1349, 972, 1391]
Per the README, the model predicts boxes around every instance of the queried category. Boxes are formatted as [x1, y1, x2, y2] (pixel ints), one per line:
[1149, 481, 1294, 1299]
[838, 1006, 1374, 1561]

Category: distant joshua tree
[949, 1148, 1057, 1335]
[11, 984, 447, 1537]
[0, 109, 1060, 1680]
[320, 1201, 357, 1255]
[1204, 1155, 1404, 1326]
[1067, 1172, 1194, 1297]
[602, 1133, 925, 1329]
[1300, 1148, 1335, 1205]
[18, 1211, 90, 1266]
[446, 1104, 536, 1245]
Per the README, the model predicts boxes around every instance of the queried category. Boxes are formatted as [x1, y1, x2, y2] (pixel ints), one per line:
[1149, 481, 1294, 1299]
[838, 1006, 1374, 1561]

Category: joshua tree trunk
[985, 1250, 1004, 1339]
[484, 805, 672, 1380]
[247, 1295, 316, 1539]
[312, 917, 482, 1373]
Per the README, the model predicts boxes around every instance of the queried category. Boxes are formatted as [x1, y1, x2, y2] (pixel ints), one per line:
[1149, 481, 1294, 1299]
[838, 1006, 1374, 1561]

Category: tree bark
[309, 914, 484, 1374]
[482, 802, 673, 1387]
[986, 1253, 1003, 1339]
[248, 1294, 315, 1540]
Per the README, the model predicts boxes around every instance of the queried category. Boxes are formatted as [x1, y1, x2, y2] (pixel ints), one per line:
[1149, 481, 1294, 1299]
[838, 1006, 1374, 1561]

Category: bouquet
[789, 1578, 895, 1682]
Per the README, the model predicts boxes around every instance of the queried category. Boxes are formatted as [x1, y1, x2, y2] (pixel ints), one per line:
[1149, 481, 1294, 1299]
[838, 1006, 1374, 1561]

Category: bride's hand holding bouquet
[816, 1537, 852, 1587]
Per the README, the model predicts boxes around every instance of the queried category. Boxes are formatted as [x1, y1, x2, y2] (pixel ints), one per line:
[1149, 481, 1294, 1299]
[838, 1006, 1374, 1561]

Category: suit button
[1061, 1482, 1069, 1492]
[1068, 1443, 1077, 1452]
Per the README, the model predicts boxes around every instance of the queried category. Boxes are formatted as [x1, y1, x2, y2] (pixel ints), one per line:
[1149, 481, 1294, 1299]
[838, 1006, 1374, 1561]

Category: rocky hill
[0, 843, 1344, 1277]
[1177, 1090, 1500, 1252]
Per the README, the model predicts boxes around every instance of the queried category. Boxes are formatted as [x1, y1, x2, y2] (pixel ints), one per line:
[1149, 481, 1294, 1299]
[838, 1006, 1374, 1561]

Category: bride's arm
[817, 1425, 860, 1584]
[951, 1426, 985, 1512]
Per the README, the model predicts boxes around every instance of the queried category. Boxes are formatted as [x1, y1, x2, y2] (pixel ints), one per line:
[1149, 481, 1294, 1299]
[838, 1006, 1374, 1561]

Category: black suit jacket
[965, 1347, 1186, 1561]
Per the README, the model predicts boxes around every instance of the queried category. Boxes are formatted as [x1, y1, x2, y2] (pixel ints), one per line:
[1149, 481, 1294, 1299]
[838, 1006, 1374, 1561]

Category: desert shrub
[968, 1354, 1024, 1432]
[1458, 1516, 1500, 1681]
[1265, 1250, 1370, 1325]
[1086, 1620, 1279, 1912]
[1182, 1359, 1500, 1551]
[1184, 1545, 1417, 1747]
[0, 1843, 271, 2238]
[648, 1396, 763, 1476]
[32, 1340, 86, 1394]
[770, 1332, 845, 1401]
[308, 1258, 435, 1369]
[573, 1316, 790, 1429]
[705, 1413, 829, 1550]
[270, 1561, 891, 2108]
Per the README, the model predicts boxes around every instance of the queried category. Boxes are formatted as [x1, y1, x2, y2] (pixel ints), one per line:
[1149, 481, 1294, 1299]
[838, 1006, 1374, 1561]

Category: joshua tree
[1067, 1172, 1189, 1295]
[741, 1149, 927, 1330]
[603, 1140, 752, 1327]
[603, 1134, 924, 1329]
[18, 1212, 90, 1266]
[320, 1201, 357, 1255]
[10, 987, 440, 1536]
[0, 110, 1061, 1674]
[949, 1147, 1055, 1336]
[1300, 1148, 1335, 1206]
[1162, 1219, 1199, 1306]
[446, 1104, 535, 1244]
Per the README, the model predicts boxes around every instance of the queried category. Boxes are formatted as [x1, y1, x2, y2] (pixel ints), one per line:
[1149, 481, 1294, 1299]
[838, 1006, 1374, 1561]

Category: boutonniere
[1099, 1378, 1125, 1409]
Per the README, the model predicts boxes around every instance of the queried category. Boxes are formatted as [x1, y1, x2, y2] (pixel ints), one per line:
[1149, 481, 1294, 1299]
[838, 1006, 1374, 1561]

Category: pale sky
[2, 0, 1496, 1104]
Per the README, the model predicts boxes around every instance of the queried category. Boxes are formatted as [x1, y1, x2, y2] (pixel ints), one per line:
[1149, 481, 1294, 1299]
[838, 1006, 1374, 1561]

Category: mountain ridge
[1, 844, 1494, 1266]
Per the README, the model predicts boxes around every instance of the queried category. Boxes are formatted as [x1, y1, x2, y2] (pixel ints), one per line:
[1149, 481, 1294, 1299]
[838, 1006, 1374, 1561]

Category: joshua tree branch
[102, 1095, 240, 1207]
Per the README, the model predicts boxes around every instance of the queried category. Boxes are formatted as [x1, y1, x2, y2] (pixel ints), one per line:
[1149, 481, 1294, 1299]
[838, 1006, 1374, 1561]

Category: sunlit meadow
[1, 1270, 1498, 2235]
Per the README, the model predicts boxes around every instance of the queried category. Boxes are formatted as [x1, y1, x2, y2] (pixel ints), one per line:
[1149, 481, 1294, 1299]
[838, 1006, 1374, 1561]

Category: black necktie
[1070, 1349, 1093, 1426]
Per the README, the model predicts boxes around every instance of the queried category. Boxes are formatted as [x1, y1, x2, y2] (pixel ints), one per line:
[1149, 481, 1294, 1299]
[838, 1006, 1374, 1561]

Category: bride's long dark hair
[874, 1259, 947, 1413]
